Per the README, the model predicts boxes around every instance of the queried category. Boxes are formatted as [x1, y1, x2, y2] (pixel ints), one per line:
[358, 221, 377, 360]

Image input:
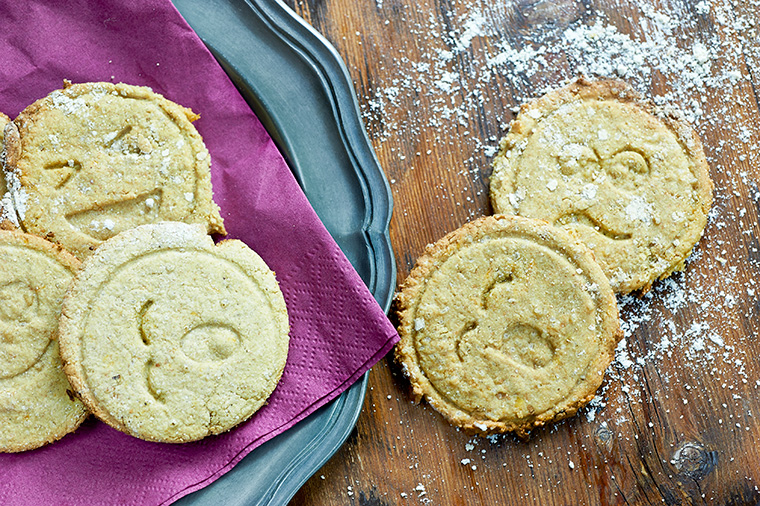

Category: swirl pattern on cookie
[395, 215, 621, 436]
[0, 230, 87, 453]
[59, 222, 289, 443]
[4, 82, 226, 259]
[490, 78, 713, 293]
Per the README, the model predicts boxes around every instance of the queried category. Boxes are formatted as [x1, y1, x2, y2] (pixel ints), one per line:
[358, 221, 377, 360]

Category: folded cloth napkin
[0, 0, 398, 504]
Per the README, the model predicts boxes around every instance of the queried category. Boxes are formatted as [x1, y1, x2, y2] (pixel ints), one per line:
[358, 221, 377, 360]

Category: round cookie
[395, 215, 621, 437]
[59, 222, 289, 443]
[0, 229, 88, 453]
[490, 78, 713, 293]
[4, 81, 226, 259]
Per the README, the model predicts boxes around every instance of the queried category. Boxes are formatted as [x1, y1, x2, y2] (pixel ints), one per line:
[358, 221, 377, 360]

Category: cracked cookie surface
[0, 229, 87, 452]
[489, 78, 713, 293]
[59, 222, 289, 443]
[395, 215, 621, 437]
[4, 81, 225, 259]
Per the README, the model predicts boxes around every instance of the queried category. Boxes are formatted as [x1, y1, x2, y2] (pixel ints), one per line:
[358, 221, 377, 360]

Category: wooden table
[283, 0, 760, 503]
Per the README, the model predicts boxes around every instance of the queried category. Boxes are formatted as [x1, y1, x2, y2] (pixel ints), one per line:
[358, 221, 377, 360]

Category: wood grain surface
[283, 0, 760, 504]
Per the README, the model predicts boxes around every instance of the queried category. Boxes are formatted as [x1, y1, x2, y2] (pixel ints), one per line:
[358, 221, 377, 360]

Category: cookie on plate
[395, 215, 621, 437]
[0, 229, 88, 453]
[490, 78, 713, 293]
[4, 81, 226, 259]
[59, 222, 289, 443]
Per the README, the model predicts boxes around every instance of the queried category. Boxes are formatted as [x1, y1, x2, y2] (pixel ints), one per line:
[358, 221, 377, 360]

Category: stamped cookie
[395, 215, 621, 437]
[59, 222, 289, 443]
[490, 78, 713, 293]
[4, 81, 226, 259]
[0, 230, 88, 452]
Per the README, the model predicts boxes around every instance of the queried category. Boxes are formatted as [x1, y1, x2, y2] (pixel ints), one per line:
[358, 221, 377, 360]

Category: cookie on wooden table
[395, 215, 621, 437]
[0, 229, 88, 453]
[59, 222, 289, 443]
[3, 81, 226, 259]
[489, 78, 713, 293]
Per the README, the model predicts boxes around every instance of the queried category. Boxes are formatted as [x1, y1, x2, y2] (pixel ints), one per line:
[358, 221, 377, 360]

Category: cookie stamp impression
[4, 81, 226, 259]
[395, 215, 621, 437]
[0, 230, 87, 453]
[59, 222, 289, 443]
[490, 78, 713, 293]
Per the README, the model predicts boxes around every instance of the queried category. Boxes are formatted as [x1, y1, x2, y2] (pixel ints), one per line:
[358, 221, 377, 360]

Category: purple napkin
[0, 1, 398, 504]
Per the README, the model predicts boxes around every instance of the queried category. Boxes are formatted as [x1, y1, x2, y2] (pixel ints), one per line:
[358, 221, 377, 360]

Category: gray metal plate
[171, 0, 394, 504]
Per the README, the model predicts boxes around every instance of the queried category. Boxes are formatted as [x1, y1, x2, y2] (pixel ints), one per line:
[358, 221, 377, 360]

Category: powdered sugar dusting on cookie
[624, 196, 653, 223]
[49, 90, 93, 116]
[0, 193, 17, 226]
[3, 166, 27, 223]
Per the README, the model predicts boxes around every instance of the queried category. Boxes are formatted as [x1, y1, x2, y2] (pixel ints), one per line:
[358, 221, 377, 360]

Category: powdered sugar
[0, 192, 16, 226]
[624, 195, 653, 223]
[1, 162, 27, 225]
[49, 90, 92, 116]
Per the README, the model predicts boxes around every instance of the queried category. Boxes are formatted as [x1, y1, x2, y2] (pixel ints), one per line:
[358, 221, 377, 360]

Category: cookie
[4, 81, 226, 259]
[59, 222, 289, 443]
[0, 229, 88, 453]
[395, 215, 621, 437]
[490, 78, 713, 293]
